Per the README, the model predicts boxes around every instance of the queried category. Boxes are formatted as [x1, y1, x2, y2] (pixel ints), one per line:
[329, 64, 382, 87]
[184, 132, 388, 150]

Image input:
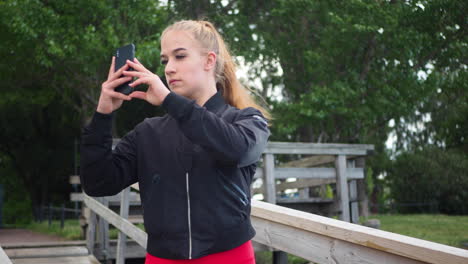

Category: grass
[19, 219, 83, 240]
[360, 213, 468, 248]
[15, 219, 146, 241]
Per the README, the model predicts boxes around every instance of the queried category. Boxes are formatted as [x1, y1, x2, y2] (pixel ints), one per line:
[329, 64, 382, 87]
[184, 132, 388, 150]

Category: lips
[169, 79, 180, 84]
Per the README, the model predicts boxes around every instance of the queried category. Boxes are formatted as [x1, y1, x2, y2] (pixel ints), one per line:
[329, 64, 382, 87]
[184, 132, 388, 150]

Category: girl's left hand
[123, 58, 170, 106]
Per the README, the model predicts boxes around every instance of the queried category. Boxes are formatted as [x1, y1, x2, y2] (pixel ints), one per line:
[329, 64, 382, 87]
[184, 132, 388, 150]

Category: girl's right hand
[96, 56, 133, 114]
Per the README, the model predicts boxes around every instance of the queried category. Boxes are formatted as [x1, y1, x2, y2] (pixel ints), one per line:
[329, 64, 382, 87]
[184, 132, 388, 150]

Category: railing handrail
[251, 199, 468, 264]
[83, 193, 147, 248]
[84, 187, 468, 264]
[111, 139, 375, 156]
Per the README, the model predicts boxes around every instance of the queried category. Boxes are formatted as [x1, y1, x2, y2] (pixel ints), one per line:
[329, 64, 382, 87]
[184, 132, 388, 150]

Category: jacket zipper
[186, 172, 192, 259]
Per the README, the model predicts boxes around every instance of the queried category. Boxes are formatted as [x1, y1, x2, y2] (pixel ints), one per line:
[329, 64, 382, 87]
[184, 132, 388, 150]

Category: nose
[164, 59, 176, 76]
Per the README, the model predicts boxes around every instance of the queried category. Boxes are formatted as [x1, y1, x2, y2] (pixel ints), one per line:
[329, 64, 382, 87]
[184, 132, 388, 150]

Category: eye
[160, 59, 168, 65]
[176, 55, 186, 59]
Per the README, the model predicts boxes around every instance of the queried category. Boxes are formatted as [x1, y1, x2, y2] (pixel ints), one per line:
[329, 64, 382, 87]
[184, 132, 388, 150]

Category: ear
[204, 51, 217, 71]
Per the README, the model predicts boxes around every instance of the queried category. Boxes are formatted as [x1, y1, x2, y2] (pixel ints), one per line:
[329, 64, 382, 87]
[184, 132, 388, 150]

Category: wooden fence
[80, 141, 467, 264]
[83, 186, 468, 264]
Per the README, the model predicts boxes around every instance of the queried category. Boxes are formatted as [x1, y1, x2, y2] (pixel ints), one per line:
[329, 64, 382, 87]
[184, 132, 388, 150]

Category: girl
[80, 20, 271, 264]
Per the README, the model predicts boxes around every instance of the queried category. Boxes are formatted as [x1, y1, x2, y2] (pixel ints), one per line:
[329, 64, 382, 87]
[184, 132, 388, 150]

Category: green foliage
[386, 146, 468, 214]
[0, 156, 33, 225]
[22, 219, 83, 240]
[0, 0, 466, 221]
[0, 0, 169, 220]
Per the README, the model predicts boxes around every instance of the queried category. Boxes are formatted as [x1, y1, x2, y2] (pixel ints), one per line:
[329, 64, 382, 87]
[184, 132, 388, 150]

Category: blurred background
[0, 0, 466, 262]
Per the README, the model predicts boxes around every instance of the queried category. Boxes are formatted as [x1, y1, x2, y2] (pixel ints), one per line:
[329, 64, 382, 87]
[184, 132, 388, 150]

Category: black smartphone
[114, 43, 135, 95]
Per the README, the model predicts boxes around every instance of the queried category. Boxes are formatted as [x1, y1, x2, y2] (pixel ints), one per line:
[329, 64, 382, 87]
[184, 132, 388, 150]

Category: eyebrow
[160, 47, 187, 58]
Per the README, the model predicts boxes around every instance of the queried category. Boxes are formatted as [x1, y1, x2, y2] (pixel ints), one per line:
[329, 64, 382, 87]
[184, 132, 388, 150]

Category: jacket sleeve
[80, 111, 138, 196]
[162, 92, 270, 167]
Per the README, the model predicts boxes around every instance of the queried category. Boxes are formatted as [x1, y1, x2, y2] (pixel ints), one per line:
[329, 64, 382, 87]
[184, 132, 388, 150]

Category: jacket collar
[202, 89, 226, 113]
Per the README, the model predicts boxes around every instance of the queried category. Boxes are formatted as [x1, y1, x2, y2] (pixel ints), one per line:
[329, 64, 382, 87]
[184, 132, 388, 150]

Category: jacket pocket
[143, 172, 165, 235]
[218, 171, 250, 207]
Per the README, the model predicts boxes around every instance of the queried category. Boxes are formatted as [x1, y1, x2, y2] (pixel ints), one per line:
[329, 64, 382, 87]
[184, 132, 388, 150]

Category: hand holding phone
[114, 43, 135, 95]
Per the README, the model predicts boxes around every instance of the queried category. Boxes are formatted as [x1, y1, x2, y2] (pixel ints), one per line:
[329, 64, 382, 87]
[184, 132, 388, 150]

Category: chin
[171, 86, 188, 96]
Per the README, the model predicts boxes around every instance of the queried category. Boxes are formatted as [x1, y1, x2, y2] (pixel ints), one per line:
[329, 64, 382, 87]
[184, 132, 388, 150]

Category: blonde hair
[161, 19, 272, 121]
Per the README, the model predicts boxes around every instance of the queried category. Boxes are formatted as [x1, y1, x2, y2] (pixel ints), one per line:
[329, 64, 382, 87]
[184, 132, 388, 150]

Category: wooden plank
[11, 255, 100, 264]
[1, 241, 87, 249]
[348, 157, 359, 224]
[349, 180, 359, 224]
[86, 205, 97, 255]
[130, 183, 140, 191]
[0, 247, 12, 264]
[251, 199, 468, 264]
[70, 192, 141, 203]
[335, 155, 350, 222]
[264, 142, 374, 155]
[4, 246, 88, 259]
[96, 197, 109, 260]
[83, 194, 148, 249]
[276, 178, 335, 192]
[97, 240, 146, 259]
[69, 175, 80, 185]
[110, 140, 375, 156]
[116, 187, 130, 264]
[252, 216, 424, 264]
[276, 197, 334, 204]
[263, 153, 276, 204]
[279, 155, 364, 168]
[254, 167, 364, 180]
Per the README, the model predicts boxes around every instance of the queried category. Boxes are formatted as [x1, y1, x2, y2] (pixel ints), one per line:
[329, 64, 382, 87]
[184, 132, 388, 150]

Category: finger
[110, 63, 130, 81]
[122, 70, 147, 78]
[107, 56, 115, 79]
[126, 59, 151, 74]
[134, 57, 144, 66]
[129, 91, 148, 101]
[128, 77, 150, 87]
[106, 76, 132, 89]
[107, 90, 132, 101]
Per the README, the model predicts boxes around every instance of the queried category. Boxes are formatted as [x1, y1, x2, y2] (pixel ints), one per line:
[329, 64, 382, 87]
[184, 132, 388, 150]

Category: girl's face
[160, 30, 213, 99]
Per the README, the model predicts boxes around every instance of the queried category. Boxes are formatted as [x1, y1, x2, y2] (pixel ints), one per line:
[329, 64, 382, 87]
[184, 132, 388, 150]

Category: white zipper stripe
[186, 172, 192, 259]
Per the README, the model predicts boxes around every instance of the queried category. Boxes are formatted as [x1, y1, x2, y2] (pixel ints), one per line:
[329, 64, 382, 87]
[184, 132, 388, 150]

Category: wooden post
[97, 197, 110, 261]
[298, 187, 310, 199]
[86, 205, 97, 255]
[347, 160, 359, 224]
[263, 153, 276, 204]
[116, 187, 130, 264]
[263, 153, 287, 264]
[356, 157, 370, 219]
[335, 155, 350, 222]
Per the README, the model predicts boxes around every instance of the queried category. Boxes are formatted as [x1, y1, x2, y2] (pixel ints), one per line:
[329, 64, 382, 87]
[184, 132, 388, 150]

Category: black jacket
[80, 90, 270, 259]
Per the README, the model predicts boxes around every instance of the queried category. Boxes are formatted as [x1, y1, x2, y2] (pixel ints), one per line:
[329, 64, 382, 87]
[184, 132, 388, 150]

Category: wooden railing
[0, 246, 12, 264]
[259, 142, 374, 223]
[81, 141, 468, 263]
[83, 186, 468, 264]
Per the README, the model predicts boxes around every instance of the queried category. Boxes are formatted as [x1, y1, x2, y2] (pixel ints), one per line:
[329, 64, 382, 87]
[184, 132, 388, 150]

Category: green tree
[0, 0, 168, 219]
[386, 146, 468, 214]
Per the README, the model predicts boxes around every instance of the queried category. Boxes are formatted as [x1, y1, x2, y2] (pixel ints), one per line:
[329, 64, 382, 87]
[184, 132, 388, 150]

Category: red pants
[145, 240, 256, 264]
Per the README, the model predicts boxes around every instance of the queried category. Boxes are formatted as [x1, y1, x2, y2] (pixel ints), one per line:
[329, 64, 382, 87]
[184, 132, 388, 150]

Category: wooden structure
[71, 141, 468, 263]
[0, 246, 12, 264]
[1, 241, 99, 264]
[83, 184, 468, 264]
[257, 142, 374, 223]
